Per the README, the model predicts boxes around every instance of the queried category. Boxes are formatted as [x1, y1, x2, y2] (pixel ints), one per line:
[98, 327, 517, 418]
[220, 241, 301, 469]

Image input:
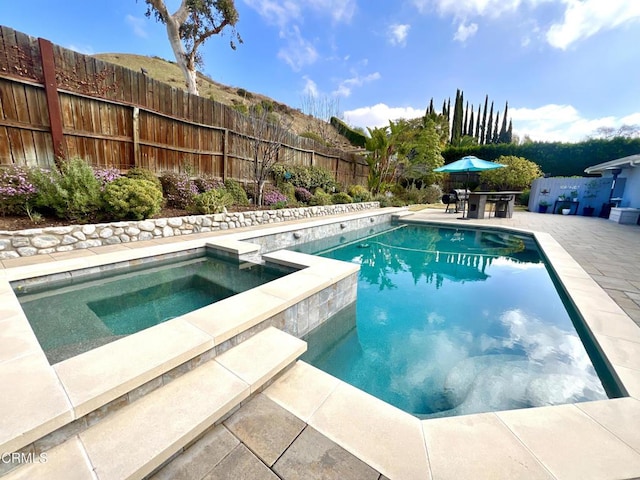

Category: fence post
[222, 128, 228, 180]
[38, 38, 67, 165]
[132, 107, 140, 168]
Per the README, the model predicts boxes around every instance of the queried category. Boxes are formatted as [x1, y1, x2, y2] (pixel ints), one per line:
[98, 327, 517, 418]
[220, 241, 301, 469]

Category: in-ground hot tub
[12, 248, 296, 364]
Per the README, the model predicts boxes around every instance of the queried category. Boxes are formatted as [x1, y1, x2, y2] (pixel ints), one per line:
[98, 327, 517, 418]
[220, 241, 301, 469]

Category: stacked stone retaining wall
[0, 202, 380, 259]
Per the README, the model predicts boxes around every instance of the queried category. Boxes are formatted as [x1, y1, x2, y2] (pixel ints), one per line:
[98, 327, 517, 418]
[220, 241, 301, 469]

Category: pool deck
[2, 208, 640, 479]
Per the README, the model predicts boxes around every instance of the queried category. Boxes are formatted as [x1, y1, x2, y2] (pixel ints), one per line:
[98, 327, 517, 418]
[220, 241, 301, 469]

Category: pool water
[300, 224, 615, 418]
[14, 251, 292, 364]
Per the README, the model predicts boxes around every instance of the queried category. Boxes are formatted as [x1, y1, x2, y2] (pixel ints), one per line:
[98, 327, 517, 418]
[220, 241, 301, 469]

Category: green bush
[331, 192, 353, 204]
[279, 182, 296, 202]
[271, 164, 336, 192]
[224, 179, 250, 206]
[347, 184, 372, 203]
[102, 177, 163, 220]
[479, 156, 542, 191]
[31, 157, 103, 221]
[190, 188, 233, 214]
[309, 188, 332, 206]
[519, 188, 530, 206]
[126, 167, 162, 191]
[373, 194, 393, 207]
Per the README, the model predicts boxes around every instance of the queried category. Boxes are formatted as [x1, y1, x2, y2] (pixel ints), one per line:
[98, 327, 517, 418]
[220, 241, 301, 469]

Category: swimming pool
[13, 250, 294, 364]
[299, 223, 619, 418]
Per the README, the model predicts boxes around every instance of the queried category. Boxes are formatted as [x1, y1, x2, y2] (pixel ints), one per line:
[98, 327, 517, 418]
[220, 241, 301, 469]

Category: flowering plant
[263, 190, 287, 206]
[93, 167, 122, 189]
[0, 166, 38, 216]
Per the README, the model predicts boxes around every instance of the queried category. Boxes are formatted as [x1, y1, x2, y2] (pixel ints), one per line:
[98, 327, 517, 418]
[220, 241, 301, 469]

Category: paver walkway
[151, 208, 639, 479]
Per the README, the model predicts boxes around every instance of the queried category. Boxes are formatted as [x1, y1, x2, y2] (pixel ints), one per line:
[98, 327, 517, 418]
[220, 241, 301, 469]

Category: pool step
[3, 327, 306, 480]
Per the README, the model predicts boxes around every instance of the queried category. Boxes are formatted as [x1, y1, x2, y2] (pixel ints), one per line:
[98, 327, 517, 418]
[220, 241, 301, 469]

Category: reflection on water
[301, 225, 609, 418]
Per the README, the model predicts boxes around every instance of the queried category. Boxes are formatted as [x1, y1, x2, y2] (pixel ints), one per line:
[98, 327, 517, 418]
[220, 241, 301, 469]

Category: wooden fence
[0, 25, 368, 186]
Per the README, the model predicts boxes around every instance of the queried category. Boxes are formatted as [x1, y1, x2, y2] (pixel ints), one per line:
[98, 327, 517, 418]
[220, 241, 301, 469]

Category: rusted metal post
[38, 38, 67, 165]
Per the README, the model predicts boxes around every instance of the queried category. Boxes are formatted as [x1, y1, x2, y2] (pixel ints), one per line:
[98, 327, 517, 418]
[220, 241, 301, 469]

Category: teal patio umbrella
[434, 156, 506, 218]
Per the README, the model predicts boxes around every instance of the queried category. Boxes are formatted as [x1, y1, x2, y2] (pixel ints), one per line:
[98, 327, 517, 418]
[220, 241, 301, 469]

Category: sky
[2, 0, 639, 143]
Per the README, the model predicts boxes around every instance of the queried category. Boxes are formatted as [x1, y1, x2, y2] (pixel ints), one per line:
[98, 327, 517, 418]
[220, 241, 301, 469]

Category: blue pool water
[14, 251, 292, 364]
[299, 224, 615, 418]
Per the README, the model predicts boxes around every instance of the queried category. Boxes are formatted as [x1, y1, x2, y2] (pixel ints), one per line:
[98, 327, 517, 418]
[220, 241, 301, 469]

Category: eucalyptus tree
[144, 0, 241, 95]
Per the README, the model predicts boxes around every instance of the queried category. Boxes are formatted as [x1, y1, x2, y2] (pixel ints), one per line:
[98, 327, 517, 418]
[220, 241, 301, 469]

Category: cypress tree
[463, 101, 469, 137]
[428, 98, 435, 116]
[507, 120, 513, 143]
[493, 110, 500, 143]
[474, 103, 481, 141]
[468, 105, 475, 139]
[481, 95, 489, 144]
[485, 102, 494, 145]
[498, 101, 509, 143]
[451, 89, 463, 145]
[442, 100, 447, 117]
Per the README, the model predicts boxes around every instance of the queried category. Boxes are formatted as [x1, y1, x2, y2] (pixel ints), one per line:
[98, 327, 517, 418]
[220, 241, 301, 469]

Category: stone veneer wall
[0, 202, 379, 259]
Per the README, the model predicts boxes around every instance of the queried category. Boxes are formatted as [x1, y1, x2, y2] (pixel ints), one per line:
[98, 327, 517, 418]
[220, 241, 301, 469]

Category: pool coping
[264, 214, 640, 480]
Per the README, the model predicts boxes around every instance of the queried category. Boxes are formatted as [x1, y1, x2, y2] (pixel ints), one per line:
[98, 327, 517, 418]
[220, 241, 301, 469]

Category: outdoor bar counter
[467, 191, 521, 219]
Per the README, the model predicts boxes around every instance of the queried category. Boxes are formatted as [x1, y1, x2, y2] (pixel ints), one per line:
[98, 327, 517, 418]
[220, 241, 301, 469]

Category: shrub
[159, 171, 198, 208]
[479, 156, 543, 191]
[190, 188, 233, 214]
[373, 193, 392, 207]
[224, 179, 250, 206]
[31, 157, 103, 220]
[263, 189, 288, 206]
[271, 164, 336, 192]
[93, 167, 122, 189]
[519, 188, 531, 206]
[294, 186, 312, 203]
[347, 185, 372, 203]
[279, 182, 296, 202]
[331, 192, 353, 204]
[330, 117, 367, 148]
[193, 176, 223, 193]
[309, 188, 332, 206]
[102, 177, 163, 220]
[126, 167, 161, 191]
[0, 166, 38, 216]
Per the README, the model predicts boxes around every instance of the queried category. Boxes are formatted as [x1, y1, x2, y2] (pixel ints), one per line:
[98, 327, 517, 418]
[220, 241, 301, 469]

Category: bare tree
[591, 124, 640, 139]
[144, 0, 241, 95]
[300, 93, 341, 144]
[237, 106, 293, 206]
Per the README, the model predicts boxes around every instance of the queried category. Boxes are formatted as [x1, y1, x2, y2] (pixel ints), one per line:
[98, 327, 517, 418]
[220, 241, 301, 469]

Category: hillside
[93, 53, 359, 151]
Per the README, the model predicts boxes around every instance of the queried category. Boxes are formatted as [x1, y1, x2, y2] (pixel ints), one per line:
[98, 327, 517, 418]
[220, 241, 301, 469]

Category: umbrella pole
[458, 171, 469, 220]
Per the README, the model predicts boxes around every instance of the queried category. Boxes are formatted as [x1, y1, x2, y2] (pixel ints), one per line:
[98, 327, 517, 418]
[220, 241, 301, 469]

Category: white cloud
[126, 14, 148, 39]
[302, 76, 319, 97]
[388, 24, 411, 47]
[344, 103, 425, 130]
[67, 44, 94, 55]
[412, 0, 640, 49]
[510, 104, 640, 142]
[453, 22, 478, 42]
[277, 26, 318, 71]
[332, 72, 381, 98]
[242, 0, 302, 27]
[546, 0, 640, 49]
[243, 0, 355, 26]
[412, 0, 530, 19]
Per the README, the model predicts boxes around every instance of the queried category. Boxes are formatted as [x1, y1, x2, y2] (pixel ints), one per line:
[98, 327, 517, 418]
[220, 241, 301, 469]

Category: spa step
[3, 327, 306, 480]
